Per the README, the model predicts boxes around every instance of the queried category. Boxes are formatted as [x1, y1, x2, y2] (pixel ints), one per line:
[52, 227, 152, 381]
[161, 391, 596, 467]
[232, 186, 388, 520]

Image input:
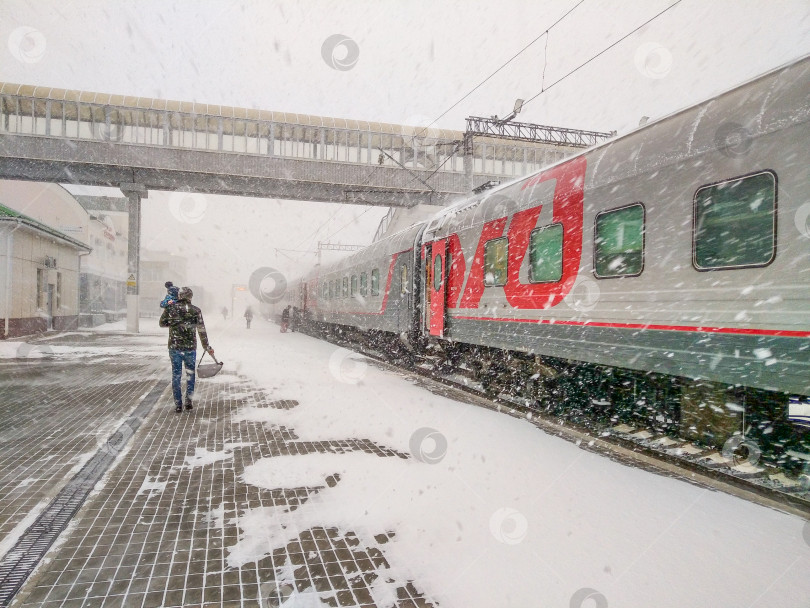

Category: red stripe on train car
[453, 315, 810, 338]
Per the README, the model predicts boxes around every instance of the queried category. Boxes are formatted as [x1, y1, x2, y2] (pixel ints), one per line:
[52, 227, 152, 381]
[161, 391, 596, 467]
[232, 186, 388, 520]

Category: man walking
[159, 287, 214, 413]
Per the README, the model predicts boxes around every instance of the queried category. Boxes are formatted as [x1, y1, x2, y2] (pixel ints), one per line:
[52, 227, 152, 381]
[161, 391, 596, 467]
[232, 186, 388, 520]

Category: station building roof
[0, 203, 92, 252]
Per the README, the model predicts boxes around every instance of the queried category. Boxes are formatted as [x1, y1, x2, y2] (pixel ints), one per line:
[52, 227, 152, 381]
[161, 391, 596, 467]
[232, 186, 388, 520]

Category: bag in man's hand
[197, 350, 224, 378]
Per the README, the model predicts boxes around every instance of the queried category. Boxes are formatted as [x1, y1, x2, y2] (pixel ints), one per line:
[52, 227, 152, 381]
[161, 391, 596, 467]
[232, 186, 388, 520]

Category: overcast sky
[2, 0, 810, 307]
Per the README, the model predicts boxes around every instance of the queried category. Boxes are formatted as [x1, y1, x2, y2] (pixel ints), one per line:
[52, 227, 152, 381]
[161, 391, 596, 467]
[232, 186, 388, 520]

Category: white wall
[3, 228, 80, 319]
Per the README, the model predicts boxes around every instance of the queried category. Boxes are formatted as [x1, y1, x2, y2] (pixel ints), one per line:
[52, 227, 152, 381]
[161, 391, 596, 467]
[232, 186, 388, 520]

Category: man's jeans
[169, 349, 196, 405]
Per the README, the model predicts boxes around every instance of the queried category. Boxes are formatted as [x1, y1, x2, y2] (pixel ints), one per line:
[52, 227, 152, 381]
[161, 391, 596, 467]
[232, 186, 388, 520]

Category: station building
[73, 196, 129, 323]
[0, 181, 91, 337]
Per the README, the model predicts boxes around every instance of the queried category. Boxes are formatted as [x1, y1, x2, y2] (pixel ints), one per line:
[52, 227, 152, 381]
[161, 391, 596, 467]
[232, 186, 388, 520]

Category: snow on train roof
[427, 51, 810, 236]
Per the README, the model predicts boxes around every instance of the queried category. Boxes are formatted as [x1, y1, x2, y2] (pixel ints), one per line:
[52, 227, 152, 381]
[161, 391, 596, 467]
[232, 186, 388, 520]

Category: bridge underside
[0, 135, 463, 206]
[0, 82, 602, 207]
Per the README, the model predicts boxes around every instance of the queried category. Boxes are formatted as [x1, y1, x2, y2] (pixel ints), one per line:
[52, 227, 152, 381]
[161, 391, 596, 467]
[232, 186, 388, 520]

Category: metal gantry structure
[456, 116, 614, 192]
[317, 241, 365, 266]
[464, 115, 614, 147]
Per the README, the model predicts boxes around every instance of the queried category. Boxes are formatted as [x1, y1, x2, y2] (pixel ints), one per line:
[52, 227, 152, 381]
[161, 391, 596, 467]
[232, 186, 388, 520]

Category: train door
[395, 257, 411, 333]
[428, 238, 448, 337]
[423, 244, 431, 333]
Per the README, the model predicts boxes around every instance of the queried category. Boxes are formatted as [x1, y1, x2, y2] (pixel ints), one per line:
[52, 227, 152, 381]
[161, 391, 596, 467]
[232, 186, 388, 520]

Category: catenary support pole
[462, 131, 474, 193]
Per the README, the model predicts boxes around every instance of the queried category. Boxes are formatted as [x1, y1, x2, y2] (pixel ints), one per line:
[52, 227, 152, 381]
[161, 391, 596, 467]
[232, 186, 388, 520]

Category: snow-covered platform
[1, 319, 809, 608]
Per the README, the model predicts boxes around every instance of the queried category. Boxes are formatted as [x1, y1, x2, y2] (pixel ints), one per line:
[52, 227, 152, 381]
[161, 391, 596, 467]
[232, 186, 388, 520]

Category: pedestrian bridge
[0, 82, 606, 207]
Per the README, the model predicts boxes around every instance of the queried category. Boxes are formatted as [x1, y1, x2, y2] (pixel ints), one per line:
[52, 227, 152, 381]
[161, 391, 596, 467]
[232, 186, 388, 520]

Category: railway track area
[300, 325, 810, 519]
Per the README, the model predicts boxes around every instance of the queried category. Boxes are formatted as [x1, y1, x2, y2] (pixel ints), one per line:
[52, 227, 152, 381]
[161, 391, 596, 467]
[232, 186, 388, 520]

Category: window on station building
[322, 282, 328, 299]
[360, 272, 368, 296]
[693, 171, 777, 270]
[329, 280, 335, 299]
[483, 237, 508, 286]
[342, 277, 349, 298]
[529, 224, 563, 283]
[594, 204, 645, 278]
[351, 275, 358, 296]
[370, 268, 380, 296]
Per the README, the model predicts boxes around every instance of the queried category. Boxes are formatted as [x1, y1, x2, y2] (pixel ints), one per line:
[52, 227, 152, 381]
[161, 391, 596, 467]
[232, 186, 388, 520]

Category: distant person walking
[291, 306, 300, 332]
[244, 306, 254, 329]
[221, 306, 228, 320]
[281, 305, 291, 332]
[159, 287, 214, 413]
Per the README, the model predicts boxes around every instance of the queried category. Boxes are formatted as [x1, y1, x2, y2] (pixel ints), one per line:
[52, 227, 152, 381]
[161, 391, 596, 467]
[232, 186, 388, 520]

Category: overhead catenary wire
[520, 0, 685, 108]
[418, 0, 684, 187]
[332, 2, 585, 225]
[299, 1, 685, 251]
[291, 151, 393, 259]
[287, 162, 385, 259]
[319, 207, 374, 243]
[414, 0, 586, 140]
[291, 203, 346, 256]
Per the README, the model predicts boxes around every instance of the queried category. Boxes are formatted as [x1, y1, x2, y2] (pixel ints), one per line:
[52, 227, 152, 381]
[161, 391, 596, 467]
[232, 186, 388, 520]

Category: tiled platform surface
[0, 336, 164, 555]
[4, 333, 439, 608]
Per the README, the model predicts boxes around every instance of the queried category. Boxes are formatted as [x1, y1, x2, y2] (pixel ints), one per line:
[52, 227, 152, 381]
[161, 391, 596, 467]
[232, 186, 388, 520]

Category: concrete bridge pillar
[121, 183, 148, 333]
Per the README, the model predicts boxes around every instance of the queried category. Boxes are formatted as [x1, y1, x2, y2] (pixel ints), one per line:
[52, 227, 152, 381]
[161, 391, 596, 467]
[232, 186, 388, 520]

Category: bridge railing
[0, 93, 576, 179]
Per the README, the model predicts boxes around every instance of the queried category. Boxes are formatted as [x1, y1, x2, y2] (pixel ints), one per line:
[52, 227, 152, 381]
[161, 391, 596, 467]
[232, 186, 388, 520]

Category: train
[288, 54, 810, 471]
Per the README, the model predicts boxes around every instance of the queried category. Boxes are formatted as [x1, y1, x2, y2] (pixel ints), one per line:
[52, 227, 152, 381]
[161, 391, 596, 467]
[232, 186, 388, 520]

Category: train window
[400, 265, 408, 295]
[693, 171, 776, 270]
[351, 275, 358, 296]
[360, 272, 368, 296]
[342, 277, 349, 298]
[371, 268, 380, 296]
[322, 282, 328, 299]
[594, 204, 644, 278]
[529, 225, 562, 283]
[433, 253, 443, 290]
[484, 237, 508, 286]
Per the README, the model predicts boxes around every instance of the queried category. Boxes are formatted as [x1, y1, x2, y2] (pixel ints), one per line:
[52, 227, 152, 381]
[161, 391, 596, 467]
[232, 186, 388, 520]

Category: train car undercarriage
[305, 317, 810, 487]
